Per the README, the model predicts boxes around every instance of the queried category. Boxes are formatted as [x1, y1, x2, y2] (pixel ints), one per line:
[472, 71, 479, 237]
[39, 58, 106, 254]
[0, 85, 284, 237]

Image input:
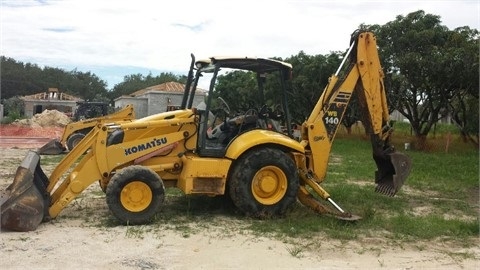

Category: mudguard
[225, 130, 304, 160]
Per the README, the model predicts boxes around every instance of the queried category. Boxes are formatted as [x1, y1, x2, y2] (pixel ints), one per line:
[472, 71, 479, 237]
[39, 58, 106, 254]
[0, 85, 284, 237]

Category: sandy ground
[0, 146, 478, 270]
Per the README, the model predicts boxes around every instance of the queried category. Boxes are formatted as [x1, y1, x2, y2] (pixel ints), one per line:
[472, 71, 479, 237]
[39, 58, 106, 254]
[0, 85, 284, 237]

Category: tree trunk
[414, 134, 429, 151]
[346, 126, 352, 135]
[460, 130, 469, 143]
[467, 134, 479, 148]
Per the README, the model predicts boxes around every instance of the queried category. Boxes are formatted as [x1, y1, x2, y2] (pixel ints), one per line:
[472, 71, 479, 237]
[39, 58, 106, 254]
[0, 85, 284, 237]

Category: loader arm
[1, 110, 198, 231]
[301, 31, 411, 196]
[46, 116, 196, 219]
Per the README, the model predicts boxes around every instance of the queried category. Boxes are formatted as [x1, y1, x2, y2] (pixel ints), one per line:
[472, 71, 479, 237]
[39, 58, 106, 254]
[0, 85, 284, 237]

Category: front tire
[66, 132, 85, 151]
[106, 166, 165, 225]
[229, 148, 299, 218]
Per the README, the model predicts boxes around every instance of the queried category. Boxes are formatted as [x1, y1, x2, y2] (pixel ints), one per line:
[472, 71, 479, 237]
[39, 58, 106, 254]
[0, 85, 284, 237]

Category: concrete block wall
[146, 92, 185, 115]
[115, 97, 148, 118]
[115, 91, 206, 119]
[23, 100, 77, 118]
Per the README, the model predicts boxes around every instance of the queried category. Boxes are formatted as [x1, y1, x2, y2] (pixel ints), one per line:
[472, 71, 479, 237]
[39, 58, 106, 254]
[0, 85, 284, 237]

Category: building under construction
[21, 88, 83, 118]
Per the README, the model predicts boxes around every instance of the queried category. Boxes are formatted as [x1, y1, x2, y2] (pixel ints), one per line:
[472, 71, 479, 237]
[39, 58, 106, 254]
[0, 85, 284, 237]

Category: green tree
[285, 51, 342, 124]
[444, 27, 479, 146]
[108, 72, 186, 101]
[1, 57, 44, 99]
[450, 91, 479, 146]
[368, 10, 479, 149]
[2, 96, 25, 123]
[66, 69, 108, 101]
[0, 56, 110, 102]
[213, 70, 257, 113]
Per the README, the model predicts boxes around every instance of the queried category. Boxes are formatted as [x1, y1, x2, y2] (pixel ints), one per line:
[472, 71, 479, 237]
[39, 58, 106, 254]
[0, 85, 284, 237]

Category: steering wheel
[217, 97, 231, 115]
[207, 97, 230, 139]
[258, 104, 270, 119]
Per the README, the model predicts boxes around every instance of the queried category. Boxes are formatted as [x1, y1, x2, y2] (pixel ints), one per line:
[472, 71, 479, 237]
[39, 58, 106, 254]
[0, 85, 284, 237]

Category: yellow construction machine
[38, 104, 135, 154]
[0, 30, 411, 231]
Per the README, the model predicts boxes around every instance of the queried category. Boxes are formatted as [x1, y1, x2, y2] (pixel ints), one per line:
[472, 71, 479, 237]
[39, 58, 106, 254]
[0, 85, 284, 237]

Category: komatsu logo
[124, 137, 168, 156]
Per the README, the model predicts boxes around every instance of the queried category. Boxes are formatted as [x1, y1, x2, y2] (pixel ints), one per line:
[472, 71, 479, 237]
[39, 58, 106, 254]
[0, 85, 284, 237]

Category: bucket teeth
[375, 183, 396, 197]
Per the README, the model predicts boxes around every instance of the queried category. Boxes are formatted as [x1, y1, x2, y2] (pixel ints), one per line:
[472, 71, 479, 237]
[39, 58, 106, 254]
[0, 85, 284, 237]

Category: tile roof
[129, 82, 186, 97]
[21, 88, 82, 101]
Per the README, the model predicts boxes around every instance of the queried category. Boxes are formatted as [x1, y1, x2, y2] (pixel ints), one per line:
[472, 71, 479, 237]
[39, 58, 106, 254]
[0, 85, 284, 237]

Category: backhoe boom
[302, 30, 411, 196]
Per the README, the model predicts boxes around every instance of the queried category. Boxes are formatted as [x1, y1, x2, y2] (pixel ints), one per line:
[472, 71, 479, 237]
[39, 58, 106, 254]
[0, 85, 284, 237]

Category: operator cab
[182, 55, 294, 157]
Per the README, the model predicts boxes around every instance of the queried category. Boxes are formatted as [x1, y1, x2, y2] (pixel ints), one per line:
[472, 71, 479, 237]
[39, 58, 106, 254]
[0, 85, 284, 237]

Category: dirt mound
[13, 109, 72, 127]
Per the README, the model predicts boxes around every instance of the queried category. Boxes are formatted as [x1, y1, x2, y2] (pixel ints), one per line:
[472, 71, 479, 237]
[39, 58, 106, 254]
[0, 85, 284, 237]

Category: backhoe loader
[0, 30, 411, 231]
[38, 104, 136, 155]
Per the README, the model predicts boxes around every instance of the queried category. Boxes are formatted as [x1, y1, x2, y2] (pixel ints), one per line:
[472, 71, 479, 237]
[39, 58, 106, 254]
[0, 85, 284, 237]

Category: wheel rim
[251, 166, 288, 205]
[120, 181, 153, 212]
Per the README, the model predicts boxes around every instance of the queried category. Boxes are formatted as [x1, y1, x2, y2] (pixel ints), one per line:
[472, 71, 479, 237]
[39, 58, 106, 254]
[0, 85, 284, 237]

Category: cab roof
[196, 56, 292, 74]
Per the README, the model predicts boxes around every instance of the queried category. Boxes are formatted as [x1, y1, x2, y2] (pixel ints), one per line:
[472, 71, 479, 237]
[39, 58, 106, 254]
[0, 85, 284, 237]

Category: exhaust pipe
[0, 151, 50, 231]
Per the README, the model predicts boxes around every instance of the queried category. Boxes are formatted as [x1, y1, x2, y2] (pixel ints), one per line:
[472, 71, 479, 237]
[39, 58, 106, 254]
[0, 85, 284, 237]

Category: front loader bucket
[0, 151, 50, 231]
[37, 139, 66, 155]
[374, 151, 412, 197]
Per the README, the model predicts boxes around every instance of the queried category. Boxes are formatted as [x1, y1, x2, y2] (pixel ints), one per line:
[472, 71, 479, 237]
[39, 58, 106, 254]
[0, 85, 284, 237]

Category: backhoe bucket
[0, 151, 50, 231]
[37, 139, 66, 155]
[374, 151, 412, 197]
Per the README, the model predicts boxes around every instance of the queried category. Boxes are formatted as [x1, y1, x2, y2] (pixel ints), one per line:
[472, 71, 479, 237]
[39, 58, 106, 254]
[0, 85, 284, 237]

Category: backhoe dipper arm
[301, 31, 411, 196]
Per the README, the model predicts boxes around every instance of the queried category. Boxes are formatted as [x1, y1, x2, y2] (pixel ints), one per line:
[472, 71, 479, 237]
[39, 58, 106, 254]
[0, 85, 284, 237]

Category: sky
[1, 0, 479, 89]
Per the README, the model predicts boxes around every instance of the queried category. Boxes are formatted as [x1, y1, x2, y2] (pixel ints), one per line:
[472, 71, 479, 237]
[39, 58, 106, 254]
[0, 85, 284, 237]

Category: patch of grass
[95, 135, 477, 248]
[36, 132, 478, 252]
[14, 236, 31, 242]
[40, 154, 66, 165]
[144, 190, 240, 237]
[243, 136, 478, 246]
[406, 150, 478, 195]
[246, 203, 361, 241]
[173, 224, 193, 238]
[393, 122, 460, 138]
[445, 250, 477, 261]
[285, 244, 304, 258]
[386, 214, 479, 240]
[125, 223, 149, 239]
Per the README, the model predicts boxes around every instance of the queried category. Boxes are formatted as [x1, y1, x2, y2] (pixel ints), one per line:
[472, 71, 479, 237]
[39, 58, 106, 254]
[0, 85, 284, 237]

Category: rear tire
[66, 133, 85, 151]
[106, 166, 165, 225]
[229, 148, 299, 218]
